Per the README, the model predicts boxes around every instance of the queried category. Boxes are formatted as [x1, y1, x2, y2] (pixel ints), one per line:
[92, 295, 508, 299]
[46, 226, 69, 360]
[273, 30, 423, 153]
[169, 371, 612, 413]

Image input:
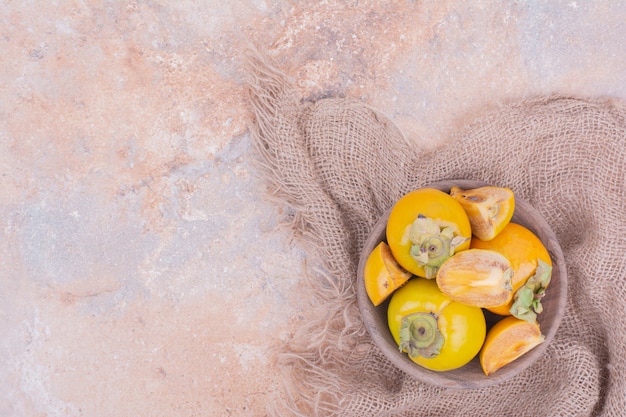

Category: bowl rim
[356, 179, 568, 389]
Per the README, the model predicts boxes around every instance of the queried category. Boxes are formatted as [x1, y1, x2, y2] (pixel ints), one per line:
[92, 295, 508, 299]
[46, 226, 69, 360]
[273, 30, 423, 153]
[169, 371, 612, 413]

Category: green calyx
[407, 215, 468, 278]
[399, 312, 445, 359]
[510, 259, 553, 323]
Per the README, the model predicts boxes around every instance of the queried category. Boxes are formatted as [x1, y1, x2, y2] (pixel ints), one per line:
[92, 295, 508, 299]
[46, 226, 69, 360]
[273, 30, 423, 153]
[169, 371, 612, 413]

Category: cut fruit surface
[364, 241, 412, 306]
[479, 316, 545, 376]
[436, 249, 513, 308]
[450, 185, 515, 241]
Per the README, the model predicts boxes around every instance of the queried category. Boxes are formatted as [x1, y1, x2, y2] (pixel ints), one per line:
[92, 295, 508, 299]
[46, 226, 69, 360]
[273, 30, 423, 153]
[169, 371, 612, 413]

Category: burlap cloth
[245, 51, 626, 417]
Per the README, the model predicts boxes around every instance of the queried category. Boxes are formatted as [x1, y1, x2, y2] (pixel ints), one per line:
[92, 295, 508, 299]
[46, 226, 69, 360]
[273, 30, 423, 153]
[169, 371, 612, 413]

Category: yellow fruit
[479, 316, 545, 376]
[471, 222, 552, 316]
[386, 188, 472, 279]
[364, 242, 412, 306]
[387, 278, 486, 372]
[436, 249, 513, 308]
[450, 186, 515, 241]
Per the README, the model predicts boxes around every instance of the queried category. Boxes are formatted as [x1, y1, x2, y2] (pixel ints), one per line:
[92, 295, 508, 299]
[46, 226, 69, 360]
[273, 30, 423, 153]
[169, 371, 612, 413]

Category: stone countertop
[1, 1, 624, 416]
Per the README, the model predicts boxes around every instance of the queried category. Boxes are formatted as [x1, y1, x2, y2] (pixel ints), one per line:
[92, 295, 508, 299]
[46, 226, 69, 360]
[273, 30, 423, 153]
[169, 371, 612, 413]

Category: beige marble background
[1, 1, 624, 416]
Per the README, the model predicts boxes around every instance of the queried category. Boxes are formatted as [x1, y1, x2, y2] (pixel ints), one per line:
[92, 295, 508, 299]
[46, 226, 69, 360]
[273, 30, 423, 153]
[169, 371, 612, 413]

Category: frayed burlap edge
[245, 47, 626, 417]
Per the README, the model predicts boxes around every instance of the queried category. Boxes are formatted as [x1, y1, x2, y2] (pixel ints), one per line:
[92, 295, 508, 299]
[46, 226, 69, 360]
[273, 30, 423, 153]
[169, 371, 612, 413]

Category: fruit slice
[450, 185, 515, 241]
[470, 222, 552, 316]
[436, 249, 513, 308]
[364, 241, 412, 306]
[479, 316, 545, 376]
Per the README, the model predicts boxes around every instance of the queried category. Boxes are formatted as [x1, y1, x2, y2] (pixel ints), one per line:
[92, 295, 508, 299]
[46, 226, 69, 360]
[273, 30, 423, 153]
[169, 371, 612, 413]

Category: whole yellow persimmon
[386, 188, 472, 279]
[387, 278, 486, 372]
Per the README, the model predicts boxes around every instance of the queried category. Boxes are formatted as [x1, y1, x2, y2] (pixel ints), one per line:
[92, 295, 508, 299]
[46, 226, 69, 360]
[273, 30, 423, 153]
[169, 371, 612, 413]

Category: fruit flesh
[450, 186, 515, 241]
[364, 241, 412, 306]
[436, 249, 513, 308]
[479, 316, 545, 376]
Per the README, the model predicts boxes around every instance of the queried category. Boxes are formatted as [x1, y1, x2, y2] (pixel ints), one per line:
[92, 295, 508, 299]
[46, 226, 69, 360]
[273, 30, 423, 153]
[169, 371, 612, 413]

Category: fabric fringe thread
[245, 46, 626, 417]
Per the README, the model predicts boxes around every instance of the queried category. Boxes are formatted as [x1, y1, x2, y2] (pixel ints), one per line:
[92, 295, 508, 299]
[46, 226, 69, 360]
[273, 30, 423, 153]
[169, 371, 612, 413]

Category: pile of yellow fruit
[364, 185, 552, 375]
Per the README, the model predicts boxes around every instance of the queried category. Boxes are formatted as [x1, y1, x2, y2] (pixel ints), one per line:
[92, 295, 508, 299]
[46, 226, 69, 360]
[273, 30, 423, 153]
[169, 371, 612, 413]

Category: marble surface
[1, 1, 624, 416]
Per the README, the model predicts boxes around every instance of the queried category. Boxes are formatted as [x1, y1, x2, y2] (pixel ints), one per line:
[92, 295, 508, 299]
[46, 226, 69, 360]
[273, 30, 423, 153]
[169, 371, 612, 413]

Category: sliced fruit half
[436, 249, 513, 308]
[479, 316, 545, 376]
[364, 241, 412, 306]
[450, 185, 515, 241]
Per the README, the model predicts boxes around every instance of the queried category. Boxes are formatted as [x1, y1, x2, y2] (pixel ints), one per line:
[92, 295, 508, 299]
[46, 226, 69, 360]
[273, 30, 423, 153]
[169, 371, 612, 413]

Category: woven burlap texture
[246, 51, 626, 417]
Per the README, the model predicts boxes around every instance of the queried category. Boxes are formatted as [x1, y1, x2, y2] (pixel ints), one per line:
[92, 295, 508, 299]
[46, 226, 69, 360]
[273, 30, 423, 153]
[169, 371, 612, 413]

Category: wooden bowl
[356, 180, 567, 389]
